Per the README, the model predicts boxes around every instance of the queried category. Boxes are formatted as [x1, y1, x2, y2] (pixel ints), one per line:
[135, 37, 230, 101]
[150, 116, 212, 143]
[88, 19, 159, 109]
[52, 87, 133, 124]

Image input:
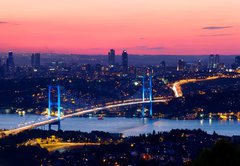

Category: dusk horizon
[1, 51, 240, 56]
[1, 0, 240, 55]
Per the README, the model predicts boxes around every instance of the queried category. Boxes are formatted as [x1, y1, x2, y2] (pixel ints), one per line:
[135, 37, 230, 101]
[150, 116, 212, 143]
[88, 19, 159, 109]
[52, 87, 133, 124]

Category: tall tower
[214, 54, 220, 69]
[197, 60, 202, 71]
[122, 50, 128, 74]
[7, 51, 14, 67]
[31, 53, 41, 68]
[235, 56, 240, 68]
[108, 49, 115, 66]
[6, 51, 15, 73]
[208, 54, 214, 69]
[235, 56, 240, 65]
[177, 59, 185, 71]
[208, 54, 220, 69]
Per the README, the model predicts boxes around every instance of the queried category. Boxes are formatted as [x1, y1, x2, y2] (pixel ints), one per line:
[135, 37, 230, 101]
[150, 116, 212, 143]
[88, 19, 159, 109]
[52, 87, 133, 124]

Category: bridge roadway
[4, 98, 168, 136]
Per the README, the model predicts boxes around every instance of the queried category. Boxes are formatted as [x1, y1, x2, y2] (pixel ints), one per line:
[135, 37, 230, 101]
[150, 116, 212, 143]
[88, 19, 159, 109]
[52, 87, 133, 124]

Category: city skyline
[0, 0, 240, 55]
[1, 1, 240, 165]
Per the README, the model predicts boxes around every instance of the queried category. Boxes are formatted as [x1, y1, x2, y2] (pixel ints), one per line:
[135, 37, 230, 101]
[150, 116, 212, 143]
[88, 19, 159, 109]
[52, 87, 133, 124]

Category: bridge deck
[4, 99, 168, 136]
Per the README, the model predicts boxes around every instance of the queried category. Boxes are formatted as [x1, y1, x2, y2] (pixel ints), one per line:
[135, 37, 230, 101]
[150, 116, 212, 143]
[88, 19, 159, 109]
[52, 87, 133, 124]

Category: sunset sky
[0, 0, 240, 55]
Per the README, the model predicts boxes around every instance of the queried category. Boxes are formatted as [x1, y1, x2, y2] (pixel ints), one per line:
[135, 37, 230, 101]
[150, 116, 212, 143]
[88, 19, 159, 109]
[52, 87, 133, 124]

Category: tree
[191, 139, 240, 166]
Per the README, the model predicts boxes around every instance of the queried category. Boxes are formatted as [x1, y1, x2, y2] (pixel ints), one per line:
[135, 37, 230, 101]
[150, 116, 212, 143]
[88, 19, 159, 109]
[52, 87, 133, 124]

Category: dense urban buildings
[0, 52, 239, 166]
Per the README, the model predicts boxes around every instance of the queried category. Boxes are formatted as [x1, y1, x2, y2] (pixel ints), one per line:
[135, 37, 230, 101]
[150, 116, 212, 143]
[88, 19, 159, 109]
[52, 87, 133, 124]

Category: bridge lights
[48, 85, 61, 130]
[142, 75, 153, 117]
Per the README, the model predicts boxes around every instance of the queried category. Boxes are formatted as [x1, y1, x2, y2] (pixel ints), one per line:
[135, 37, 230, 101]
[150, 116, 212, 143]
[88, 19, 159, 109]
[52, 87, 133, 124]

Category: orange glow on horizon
[0, 0, 240, 54]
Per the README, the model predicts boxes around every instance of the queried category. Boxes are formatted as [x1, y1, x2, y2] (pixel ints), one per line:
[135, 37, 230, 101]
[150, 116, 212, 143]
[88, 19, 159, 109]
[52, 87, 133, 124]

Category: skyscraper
[31, 53, 41, 68]
[122, 50, 128, 73]
[108, 49, 115, 66]
[7, 51, 14, 67]
[196, 60, 202, 71]
[177, 59, 185, 71]
[5, 51, 15, 73]
[235, 56, 240, 67]
[208, 54, 220, 69]
[160, 61, 166, 70]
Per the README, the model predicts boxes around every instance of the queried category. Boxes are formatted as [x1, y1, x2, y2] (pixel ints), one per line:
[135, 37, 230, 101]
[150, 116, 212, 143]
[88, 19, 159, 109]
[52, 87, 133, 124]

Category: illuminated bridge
[3, 74, 237, 137]
[3, 75, 170, 136]
[4, 98, 168, 136]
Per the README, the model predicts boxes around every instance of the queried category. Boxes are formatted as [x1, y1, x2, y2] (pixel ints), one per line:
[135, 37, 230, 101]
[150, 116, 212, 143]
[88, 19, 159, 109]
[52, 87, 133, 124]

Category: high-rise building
[213, 54, 220, 69]
[160, 61, 166, 68]
[0, 56, 3, 77]
[177, 59, 185, 71]
[196, 60, 202, 71]
[31, 53, 41, 68]
[208, 55, 214, 69]
[5, 51, 15, 73]
[160, 61, 166, 71]
[108, 49, 115, 66]
[208, 54, 220, 69]
[122, 50, 128, 73]
[235, 56, 240, 67]
[7, 51, 14, 67]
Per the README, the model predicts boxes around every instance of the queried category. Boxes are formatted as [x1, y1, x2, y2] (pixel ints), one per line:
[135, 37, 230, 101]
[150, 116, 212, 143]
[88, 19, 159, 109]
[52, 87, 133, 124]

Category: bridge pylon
[141, 75, 153, 117]
[48, 85, 61, 130]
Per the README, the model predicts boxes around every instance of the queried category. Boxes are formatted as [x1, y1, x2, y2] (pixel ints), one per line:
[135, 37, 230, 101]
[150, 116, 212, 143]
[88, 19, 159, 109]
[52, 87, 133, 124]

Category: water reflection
[209, 119, 212, 125]
[0, 114, 240, 136]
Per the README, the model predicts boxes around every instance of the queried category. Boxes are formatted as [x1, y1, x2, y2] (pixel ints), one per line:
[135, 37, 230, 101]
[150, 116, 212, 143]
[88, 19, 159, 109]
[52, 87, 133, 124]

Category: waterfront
[0, 114, 239, 136]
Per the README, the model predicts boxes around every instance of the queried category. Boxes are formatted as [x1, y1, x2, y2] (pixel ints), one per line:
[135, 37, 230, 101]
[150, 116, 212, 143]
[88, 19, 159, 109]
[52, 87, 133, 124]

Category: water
[0, 114, 240, 136]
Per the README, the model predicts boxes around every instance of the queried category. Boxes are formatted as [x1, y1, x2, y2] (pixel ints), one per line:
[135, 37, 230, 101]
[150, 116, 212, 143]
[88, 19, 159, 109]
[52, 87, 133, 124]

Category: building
[108, 49, 115, 66]
[122, 50, 128, 73]
[177, 59, 185, 71]
[160, 61, 166, 73]
[235, 56, 240, 67]
[5, 51, 15, 74]
[31, 53, 41, 68]
[235, 56, 240, 65]
[208, 54, 220, 69]
[95, 64, 102, 73]
[196, 60, 202, 72]
[160, 61, 166, 69]
[232, 56, 240, 69]
[0, 57, 3, 77]
[7, 51, 14, 67]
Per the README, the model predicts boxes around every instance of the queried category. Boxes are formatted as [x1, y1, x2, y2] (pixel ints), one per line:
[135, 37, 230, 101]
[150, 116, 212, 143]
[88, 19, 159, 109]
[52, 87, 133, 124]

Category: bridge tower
[142, 75, 153, 117]
[48, 85, 61, 130]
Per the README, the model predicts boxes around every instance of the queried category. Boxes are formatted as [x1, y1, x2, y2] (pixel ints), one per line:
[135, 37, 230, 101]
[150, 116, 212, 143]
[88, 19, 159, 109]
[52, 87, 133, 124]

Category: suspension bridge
[3, 74, 235, 137]
[3, 75, 170, 136]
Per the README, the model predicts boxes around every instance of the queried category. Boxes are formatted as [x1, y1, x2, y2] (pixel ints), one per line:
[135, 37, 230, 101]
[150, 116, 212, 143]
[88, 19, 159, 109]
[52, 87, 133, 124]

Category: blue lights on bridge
[48, 85, 61, 130]
[142, 75, 153, 117]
